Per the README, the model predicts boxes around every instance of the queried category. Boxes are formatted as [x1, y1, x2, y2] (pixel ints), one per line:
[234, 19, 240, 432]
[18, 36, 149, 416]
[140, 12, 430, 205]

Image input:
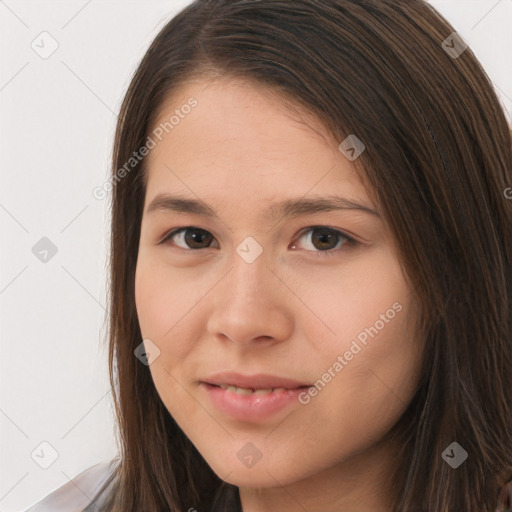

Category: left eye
[160, 226, 357, 257]
[294, 226, 356, 256]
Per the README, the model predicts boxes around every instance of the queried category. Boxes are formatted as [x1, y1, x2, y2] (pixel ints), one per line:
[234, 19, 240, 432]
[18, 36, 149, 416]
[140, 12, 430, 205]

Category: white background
[1, 1, 511, 510]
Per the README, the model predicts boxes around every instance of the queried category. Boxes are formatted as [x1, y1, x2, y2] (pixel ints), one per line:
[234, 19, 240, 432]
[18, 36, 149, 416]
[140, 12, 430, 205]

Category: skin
[134, 76, 424, 512]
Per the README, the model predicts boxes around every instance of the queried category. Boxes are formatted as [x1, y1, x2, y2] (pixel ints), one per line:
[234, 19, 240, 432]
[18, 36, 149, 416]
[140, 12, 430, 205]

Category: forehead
[149, 76, 339, 153]
[143, 77, 373, 217]
[151, 75, 335, 137]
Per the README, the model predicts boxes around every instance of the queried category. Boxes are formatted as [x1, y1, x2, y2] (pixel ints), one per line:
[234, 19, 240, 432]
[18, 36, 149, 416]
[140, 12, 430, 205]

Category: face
[134, 77, 423, 496]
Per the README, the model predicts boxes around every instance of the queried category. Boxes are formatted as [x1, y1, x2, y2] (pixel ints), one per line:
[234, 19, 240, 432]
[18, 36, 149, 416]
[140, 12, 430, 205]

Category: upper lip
[201, 371, 312, 390]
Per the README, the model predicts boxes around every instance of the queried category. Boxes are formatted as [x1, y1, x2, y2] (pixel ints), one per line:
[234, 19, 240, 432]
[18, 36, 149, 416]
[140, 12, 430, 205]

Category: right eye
[160, 227, 217, 250]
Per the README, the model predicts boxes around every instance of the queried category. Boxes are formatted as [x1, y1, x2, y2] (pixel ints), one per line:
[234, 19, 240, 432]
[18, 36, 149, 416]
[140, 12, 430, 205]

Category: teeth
[218, 384, 289, 395]
[227, 385, 253, 395]
[253, 388, 274, 395]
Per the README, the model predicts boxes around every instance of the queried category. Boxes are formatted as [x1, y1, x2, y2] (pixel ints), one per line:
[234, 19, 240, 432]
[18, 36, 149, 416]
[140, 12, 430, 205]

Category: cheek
[299, 249, 421, 421]
[134, 255, 203, 389]
[135, 255, 182, 338]
[134, 258, 190, 411]
[300, 247, 413, 355]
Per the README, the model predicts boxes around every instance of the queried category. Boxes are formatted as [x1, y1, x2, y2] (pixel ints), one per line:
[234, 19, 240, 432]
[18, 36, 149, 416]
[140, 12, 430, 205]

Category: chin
[203, 450, 311, 489]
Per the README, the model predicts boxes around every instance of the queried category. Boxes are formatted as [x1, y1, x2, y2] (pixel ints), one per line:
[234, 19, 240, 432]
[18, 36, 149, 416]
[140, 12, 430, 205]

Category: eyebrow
[145, 193, 380, 221]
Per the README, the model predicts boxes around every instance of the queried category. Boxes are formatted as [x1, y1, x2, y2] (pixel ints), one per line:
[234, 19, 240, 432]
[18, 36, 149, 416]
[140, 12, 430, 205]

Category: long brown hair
[104, 0, 512, 510]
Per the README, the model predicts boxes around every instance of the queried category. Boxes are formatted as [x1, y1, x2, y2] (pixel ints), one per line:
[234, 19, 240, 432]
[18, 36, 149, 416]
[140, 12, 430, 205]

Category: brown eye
[310, 227, 342, 250]
[292, 226, 356, 257]
[161, 227, 215, 249]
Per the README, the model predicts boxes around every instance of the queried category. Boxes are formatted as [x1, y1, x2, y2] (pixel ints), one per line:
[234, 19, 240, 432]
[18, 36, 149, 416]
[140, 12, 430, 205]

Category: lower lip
[200, 383, 310, 422]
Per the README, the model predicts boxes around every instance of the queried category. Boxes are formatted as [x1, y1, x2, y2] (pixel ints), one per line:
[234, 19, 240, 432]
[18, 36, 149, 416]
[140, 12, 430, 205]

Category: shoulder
[26, 458, 119, 512]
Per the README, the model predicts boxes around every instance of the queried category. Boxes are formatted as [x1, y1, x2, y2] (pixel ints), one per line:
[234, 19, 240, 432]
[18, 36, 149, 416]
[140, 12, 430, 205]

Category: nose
[206, 251, 295, 347]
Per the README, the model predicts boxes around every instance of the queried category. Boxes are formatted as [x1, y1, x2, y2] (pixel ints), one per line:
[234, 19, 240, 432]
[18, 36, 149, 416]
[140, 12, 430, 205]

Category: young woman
[28, 0, 512, 510]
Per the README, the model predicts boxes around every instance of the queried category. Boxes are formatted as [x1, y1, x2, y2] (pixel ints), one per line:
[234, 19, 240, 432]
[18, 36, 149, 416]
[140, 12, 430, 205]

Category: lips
[199, 373, 314, 422]
[200, 371, 311, 391]
[201, 372, 311, 394]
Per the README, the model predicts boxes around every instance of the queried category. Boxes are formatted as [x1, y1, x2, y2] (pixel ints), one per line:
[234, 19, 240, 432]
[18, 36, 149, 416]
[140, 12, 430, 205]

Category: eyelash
[159, 226, 358, 258]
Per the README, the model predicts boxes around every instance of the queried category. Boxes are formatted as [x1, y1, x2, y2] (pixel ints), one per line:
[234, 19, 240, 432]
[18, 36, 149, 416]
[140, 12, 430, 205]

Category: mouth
[198, 372, 314, 422]
[200, 383, 312, 422]
[200, 371, 312, 391]
[204, 382, 312, 396]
